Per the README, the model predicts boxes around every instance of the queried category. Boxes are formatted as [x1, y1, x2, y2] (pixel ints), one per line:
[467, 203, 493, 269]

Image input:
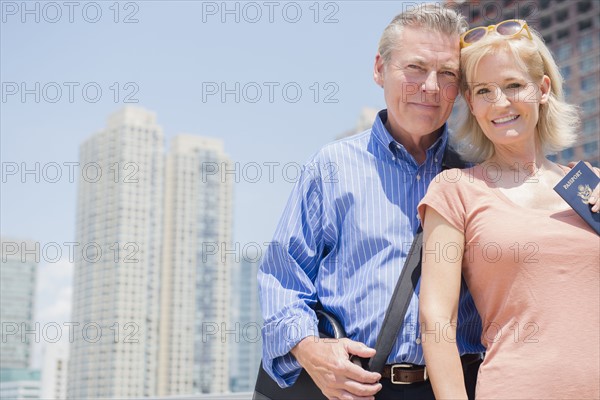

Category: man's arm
[258, 160, 381, 400]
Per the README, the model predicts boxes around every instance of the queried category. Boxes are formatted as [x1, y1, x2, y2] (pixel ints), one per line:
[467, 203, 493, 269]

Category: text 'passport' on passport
[554, 161, 600, 235]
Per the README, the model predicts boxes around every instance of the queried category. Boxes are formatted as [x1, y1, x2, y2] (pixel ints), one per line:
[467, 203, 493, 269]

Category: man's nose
[422, 71, 440, 93]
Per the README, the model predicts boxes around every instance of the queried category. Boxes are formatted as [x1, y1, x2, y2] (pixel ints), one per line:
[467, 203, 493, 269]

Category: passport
[553, 161, 600, 235]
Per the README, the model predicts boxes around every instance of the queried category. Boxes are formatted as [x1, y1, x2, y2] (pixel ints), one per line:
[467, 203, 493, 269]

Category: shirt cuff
[261, 315, 319, 387]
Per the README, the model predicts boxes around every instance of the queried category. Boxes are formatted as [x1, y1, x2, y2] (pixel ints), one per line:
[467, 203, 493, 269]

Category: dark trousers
[375, 356, 482, 400]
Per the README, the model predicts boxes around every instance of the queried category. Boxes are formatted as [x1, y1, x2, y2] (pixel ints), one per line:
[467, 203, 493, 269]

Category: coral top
[418, 165, 600, 399]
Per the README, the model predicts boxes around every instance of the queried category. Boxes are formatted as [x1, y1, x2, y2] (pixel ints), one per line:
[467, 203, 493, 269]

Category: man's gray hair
[378, 3, 468, 64]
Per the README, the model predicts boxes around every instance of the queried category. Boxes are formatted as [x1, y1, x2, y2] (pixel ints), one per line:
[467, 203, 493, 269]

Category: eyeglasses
[460, 19, 533, 48]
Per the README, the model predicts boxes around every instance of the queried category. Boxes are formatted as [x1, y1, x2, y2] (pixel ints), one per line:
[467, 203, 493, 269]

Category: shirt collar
[371, 109, 448, 166]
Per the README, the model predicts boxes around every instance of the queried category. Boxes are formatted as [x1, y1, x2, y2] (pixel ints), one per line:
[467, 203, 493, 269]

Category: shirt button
[392, 156, 396, 161]
[415, 338, 421, 344]
[434, 157, 438, 162]
[416, 213, 421, 221]
[416, 174, 421, 181]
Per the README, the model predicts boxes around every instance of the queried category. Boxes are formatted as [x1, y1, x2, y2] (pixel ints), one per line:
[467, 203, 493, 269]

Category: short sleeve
[418, 168, 471, 232]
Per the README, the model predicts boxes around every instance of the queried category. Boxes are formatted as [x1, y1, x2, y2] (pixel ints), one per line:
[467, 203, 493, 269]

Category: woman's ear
[539, 75, 551, 105]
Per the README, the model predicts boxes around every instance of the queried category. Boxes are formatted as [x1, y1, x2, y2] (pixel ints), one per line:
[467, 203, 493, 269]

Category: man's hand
[291, 336, 382, 400]
[568, 161, 600, 212]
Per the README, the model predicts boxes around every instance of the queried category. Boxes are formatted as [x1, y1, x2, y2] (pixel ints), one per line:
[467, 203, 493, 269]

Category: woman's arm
[420, 206, 468, 399]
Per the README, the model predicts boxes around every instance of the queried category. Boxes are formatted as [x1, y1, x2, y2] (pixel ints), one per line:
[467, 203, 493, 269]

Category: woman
[418, 20, 599, 399]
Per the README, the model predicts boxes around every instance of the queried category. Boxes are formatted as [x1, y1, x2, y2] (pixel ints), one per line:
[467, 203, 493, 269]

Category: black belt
[381, 353, 482, 385]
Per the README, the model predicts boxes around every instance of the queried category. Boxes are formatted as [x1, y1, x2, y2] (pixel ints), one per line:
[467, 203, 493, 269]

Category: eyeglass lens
[463, 21, 524, 44]
[463, 28, 487, 44]
[496, 20, 523, 35]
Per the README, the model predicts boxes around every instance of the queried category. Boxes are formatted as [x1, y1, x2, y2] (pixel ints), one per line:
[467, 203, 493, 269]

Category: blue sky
[0, 0, 425, 246]
[1, 0, 429, 363]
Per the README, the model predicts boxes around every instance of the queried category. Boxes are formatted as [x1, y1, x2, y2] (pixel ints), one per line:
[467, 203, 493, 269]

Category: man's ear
[374, 53, 385, 88]
[539, 75, 551, 105]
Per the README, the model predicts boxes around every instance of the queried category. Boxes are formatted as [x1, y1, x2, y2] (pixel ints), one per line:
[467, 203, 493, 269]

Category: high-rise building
[448, 0, 599, 165]
[40, 343, 68, 399]
[67, 106, 164, 398]
[0, 237, 38, 370]
[158, 135, 233, 395]
[229, 259, 262, 392]
[67, 108, 235, 397]
[0, 238, 40, 399]
[0, 369, 41, 400]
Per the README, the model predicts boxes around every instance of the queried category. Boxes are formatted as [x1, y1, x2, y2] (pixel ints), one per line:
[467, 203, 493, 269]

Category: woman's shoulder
[432, 166, 482, 187]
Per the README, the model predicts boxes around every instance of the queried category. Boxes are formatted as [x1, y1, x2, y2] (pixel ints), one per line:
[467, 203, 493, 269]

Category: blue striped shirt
[258, 110, 484, 387]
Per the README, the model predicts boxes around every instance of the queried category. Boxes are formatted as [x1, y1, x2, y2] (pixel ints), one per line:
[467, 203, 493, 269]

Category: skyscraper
[67, 107, 164, 398]
[0, 238, 41, 400]
[0, 237, 38, 370]
[40, 343, 68, 400]
[229, 259, 262, 392]
[448, 0, 599, 165]
[158, 135, 233, 395]
[0, 369, 41, 400]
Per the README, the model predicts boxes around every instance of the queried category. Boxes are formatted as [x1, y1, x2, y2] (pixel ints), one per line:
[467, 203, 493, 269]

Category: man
[258, 4, 484, 399]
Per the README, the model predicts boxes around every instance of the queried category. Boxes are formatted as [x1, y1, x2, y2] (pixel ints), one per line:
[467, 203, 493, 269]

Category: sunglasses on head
[460, 19, 533, 49]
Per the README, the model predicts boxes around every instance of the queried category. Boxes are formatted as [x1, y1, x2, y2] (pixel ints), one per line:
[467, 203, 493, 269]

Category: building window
[583, 141, 598, 157]
[581, 75, 597, 93]
[561, 65, 571, 79]
[556, 9, 569, 22]
[579, 33, 594, 53]
[520, 4, 535, 19]
[540, 0, 551, 7]
[561, 147, 575, 159]
[541, 16, 552, 29]
[563, 86, 572, 101]
[543, 34, 553, 44]
[579, 19, 592, 31]
[483, 2, 501, 20]
[556, 43, 572, 62]
[557, 28, 570, 40]
[582, 118, 599, 137]
[578, 1, 592, 13]
[581, 99, 598, 116]
[579, 56, 596, 74]
[503, 10, 515, 21]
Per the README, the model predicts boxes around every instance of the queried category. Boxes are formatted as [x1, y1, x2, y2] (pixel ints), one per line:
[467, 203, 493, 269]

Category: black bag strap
[367, 227, 424, 372]
[368, 145, 467, 372]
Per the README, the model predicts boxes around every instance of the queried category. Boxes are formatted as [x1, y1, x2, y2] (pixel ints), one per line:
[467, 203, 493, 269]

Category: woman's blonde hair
[453, 25, 580, 162]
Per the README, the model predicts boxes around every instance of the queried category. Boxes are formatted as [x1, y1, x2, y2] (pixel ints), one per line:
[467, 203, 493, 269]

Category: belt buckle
[390, 364, 428, 385]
